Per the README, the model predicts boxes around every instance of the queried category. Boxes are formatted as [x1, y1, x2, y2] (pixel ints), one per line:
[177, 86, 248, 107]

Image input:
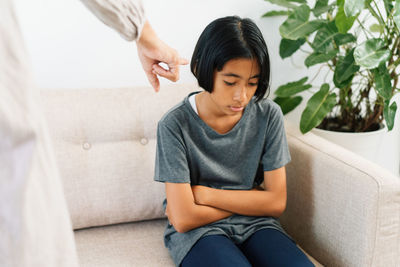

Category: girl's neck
[195, 92, 243, 134]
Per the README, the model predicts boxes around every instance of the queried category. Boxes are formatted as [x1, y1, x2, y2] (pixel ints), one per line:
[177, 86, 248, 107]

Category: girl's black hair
[190, 16, 271, 101]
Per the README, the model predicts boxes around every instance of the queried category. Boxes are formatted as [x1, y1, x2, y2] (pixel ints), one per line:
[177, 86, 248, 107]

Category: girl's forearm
[165, 183, 233, 234]
[171, 203, 232, 233]
[193, 186, 286, 217]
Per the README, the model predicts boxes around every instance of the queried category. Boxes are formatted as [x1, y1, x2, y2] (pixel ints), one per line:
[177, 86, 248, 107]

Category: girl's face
[210, 57, 260, 116]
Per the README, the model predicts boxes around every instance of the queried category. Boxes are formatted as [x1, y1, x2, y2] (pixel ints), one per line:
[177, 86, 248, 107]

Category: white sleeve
[80, 0, 146, 41]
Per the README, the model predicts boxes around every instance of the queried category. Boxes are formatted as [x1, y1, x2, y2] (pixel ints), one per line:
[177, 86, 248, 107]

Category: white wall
[14, 0, 399, 176]
[14, 0, 292, 89]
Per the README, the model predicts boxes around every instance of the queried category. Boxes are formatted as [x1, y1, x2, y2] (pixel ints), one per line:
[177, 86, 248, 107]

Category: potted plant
[262, 0, 399, 135]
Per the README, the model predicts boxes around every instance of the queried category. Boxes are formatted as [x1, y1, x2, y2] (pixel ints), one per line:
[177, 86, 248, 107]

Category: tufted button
[82, 142, 91, 150]
[140, 137, 148, 145]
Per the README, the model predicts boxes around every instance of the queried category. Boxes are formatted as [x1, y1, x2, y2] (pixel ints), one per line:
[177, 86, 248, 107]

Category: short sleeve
[261, 104, 291, 171]
[154, 122, 191, 183]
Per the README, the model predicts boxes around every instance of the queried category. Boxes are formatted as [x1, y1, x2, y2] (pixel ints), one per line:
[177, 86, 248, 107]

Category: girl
[154, 16, 314, 267]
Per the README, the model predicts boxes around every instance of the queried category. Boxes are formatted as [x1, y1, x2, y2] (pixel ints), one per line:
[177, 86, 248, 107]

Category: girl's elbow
[167, 202, 200, 233]
[270, 195, 287, 217]
[174, 223, 190, 233]
[275, 200, 287, 217]
[168, 212, 195, 233]
[279, 196, 287, 215]
[173, 218, 194, 233]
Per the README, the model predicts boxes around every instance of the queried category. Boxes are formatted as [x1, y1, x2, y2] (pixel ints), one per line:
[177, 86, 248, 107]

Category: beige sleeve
[80, 0, 146, 41]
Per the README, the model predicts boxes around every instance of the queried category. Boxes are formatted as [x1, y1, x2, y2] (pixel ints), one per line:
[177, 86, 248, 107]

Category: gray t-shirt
[154, 91, 292, 266]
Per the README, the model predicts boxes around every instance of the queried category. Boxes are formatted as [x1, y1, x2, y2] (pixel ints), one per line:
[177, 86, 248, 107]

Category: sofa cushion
[74, 219, 322, 267]
[41, 84, 197, 229]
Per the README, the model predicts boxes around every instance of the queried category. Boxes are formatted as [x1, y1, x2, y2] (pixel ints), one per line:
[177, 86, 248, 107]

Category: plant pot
[312, 126, 386, 163]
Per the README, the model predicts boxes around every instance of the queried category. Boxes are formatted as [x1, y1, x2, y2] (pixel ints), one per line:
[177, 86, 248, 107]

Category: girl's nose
[233, 86, 247, 102]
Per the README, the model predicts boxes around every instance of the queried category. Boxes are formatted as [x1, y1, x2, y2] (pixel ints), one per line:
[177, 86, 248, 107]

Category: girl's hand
[191, 185, 210, 205]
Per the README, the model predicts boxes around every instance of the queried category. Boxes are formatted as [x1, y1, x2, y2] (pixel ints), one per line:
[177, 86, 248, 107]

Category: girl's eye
[249, 82, 258, 87]
[224, 81, 236, 86]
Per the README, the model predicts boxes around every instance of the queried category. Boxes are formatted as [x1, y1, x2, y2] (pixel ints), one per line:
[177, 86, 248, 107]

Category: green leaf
[334, 33, 356, 46]
[279, 5, 325, 40]
[313, 0, 331, 17]
[275, 77, 312, 97]
[305, 49, 338, 67]
[300, 84, 337, 133]
[335, 4, 357, 33]
[264, 0, 297, 9]
[279, 38, 306, 58]
[384, 100, 397, 131]
[274, 96, 303, 115]
[393, 0, 400, 31]
[354, 38, 391, 69]
[288, 0, 306, 3]
[373, 64, 392, 99]
[311, 22, 339, 53]
[262, 10, 291, 17]
[334, 49, 360, 88]
[344, 0, 365, 17]
[369, 24, 383, 33]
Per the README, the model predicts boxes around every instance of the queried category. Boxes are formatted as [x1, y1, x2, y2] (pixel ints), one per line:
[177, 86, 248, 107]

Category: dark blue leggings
[181, 228, 314, 267]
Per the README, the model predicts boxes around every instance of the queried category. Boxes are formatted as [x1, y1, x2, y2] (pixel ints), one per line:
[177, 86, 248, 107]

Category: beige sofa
[41, 84, 400, 267]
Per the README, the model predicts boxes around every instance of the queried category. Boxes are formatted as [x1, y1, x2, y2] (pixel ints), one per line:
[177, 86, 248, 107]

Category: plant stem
[367, 2, 389, 40]
[390, 58, 400, 69]
[356, 17, 373, 38]
[324, 67, 331, 83]
[299, 48, 313, 53]
[373, 0, 385, 22]
[309, 64, 325, 84]
[361, 102, 383, 132]
[388, 7, 400, 35]
[389, 36, 400, 61]
[355, 80, 371, 113]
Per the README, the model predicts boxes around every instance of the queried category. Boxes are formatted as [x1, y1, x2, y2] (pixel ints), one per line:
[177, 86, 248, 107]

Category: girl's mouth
[229, 106, 244, 112]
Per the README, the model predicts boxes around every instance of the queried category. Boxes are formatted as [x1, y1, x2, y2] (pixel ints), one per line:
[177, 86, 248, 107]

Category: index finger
[178, 57, 189, 65]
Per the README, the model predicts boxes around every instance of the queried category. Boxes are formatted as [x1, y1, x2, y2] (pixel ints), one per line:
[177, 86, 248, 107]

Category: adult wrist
[137, 20, 157, 47]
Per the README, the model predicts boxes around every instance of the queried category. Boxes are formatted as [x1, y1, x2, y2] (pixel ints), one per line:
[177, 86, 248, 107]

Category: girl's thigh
[239, 228, 315, 267]
[181, 235, 252, 267]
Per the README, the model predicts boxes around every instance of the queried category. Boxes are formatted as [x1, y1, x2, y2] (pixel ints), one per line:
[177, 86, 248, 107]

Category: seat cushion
[74, 219, 323, 266]
[74, 219, 174, 266]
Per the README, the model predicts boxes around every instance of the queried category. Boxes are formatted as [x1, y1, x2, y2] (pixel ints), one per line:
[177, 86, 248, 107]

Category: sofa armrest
[280, 121, 400, 267]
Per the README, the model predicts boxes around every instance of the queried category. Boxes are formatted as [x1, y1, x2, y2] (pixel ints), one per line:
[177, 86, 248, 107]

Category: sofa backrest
[41, 84, 198, 229]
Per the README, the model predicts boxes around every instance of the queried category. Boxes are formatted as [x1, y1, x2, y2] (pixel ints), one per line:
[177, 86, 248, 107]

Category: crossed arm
[165, 166, 287, 233]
